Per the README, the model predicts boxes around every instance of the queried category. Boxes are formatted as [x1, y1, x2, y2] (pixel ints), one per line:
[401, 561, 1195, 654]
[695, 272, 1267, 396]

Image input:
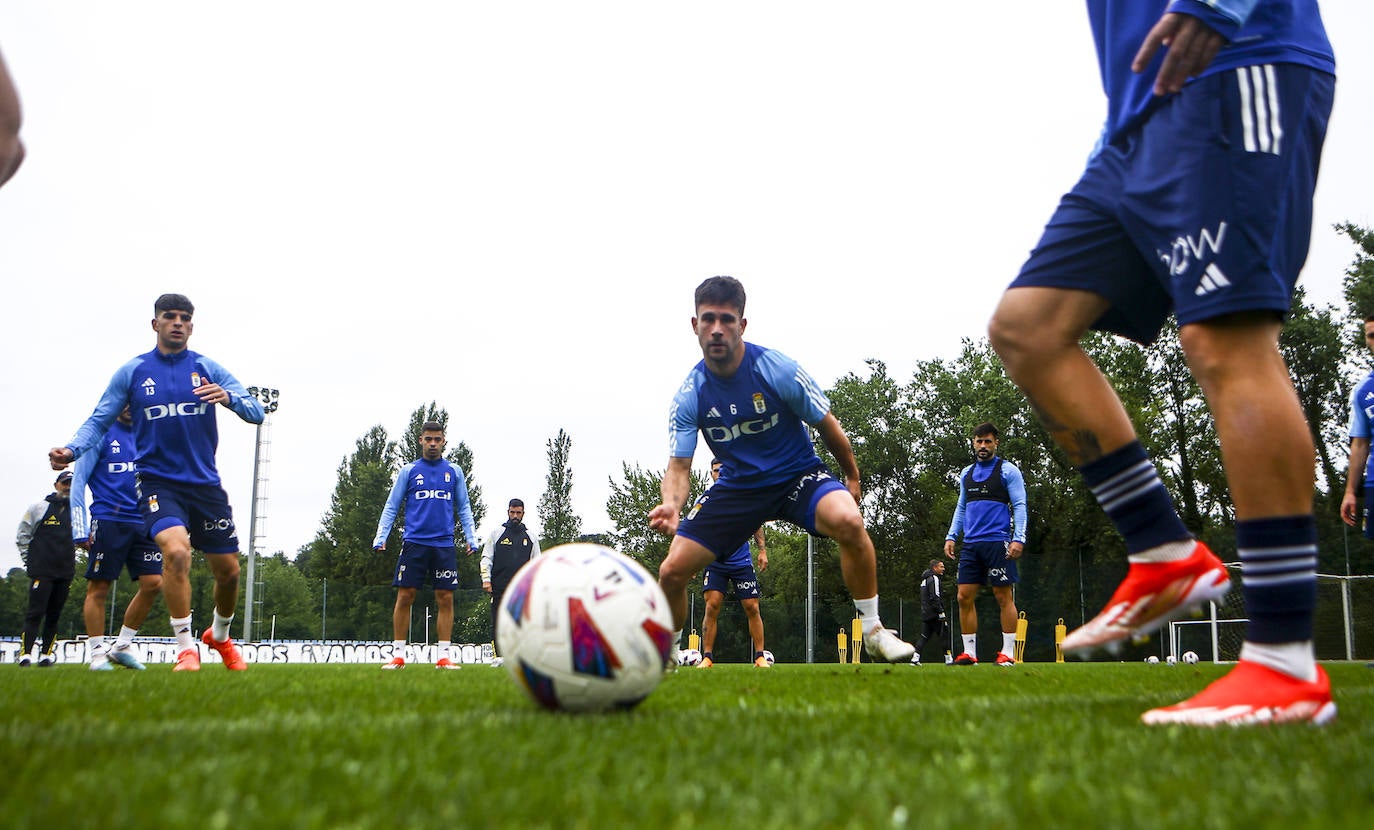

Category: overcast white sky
[2, 2, 1371, 575]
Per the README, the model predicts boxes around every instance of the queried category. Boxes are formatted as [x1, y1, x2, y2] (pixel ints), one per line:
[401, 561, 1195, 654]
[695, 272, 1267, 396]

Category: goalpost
[1168, 566, 1374, 663]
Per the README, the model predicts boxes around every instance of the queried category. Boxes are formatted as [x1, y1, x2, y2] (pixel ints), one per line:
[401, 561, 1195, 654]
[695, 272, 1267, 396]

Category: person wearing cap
[71, 405, 163, 671]
[15, 471, 76, 666]
[480, 498, 541, 662]
[49, 294, 264, 672]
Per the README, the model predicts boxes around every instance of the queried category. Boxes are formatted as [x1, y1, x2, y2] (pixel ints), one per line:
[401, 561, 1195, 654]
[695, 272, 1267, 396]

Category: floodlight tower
[242, 386, 280, 642]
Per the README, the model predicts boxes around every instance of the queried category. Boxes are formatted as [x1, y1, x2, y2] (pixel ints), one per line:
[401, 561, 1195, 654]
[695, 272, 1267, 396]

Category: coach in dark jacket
[911, 559, 949, 665]
[16, 471, 77, 666]
[481, 499, 541, 658]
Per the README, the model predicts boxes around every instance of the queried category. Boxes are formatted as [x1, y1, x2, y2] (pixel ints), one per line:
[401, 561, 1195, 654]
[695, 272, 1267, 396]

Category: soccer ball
[496, 543, 674, 713]
[1181, 650, 1200, 664]
[678, 648, 703, 667]
[1166, 655, 1177, 665]
[762, 649, 775, 666]
[1145, 655, 1159, 664]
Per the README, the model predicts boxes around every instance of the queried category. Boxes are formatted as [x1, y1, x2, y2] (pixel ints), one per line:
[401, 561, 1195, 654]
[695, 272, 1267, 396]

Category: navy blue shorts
[137, 475, 240, 554]
[677, 466, 847, 560]
[85, 519, 162, 581]
[703, 559, 761, 600]
[956, 541, 1018, 587]
[1012, 64, 1335, 345]
[393, 541, 460, 590]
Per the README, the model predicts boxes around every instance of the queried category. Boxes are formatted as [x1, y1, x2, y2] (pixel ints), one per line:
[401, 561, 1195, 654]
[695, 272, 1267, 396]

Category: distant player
[51, 294, 264, 672]
[71, 405, 163, 671]
[650, 276, 915, 664]
[482, 497, 540, 663]
[1339, 315, 1374, 538]
[374, 420, 479, 670]
[944, 423, 1028, 666]
[987, 2, 1336, 723]
[698, 458, 769, 668]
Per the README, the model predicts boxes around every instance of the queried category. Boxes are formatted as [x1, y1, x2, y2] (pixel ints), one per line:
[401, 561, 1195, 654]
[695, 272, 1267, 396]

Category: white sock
[88, 635, 107, 659]
[437, 641, 451, 662]
[1128, 538, 1197, 564]
[1239, 641, 1317, 683]
[1002, 632, 1017, 657]
[673, 630, 683, 649]
[113, 625, 138, 650]
[392, 640, 406, 661]
[962, 634, 977, 655]
[171, 615, 194, 652]
[211, 610, 234, 642]
[853, 596, 880, 634]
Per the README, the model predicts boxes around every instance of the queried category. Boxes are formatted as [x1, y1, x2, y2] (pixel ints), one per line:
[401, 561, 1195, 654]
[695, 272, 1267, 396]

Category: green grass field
[2, 660, 1371, 829]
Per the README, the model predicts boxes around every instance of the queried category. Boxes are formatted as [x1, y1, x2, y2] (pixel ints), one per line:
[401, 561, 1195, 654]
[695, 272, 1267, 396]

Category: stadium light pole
[242, 386, 280, 643]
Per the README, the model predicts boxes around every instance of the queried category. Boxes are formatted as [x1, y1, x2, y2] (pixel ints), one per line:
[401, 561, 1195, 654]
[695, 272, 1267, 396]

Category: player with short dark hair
[944, 422, 1028, 666]
[71, 405, 163, 671]
[650, 276, 914, 664]
[51, 294, 264, 672]
[987, 1, 1336, 724]
[374, 421, 479, 669]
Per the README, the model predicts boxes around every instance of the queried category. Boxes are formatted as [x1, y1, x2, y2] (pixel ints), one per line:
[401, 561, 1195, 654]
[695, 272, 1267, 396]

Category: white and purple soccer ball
[1145, 655, 1160, 665]
[1182, 650, 1200, 664]
[1166, 655, 1178, 666]
[496, 543, 674, 713]
[762, 650, 775, 666]
[677, 648, 703, 667]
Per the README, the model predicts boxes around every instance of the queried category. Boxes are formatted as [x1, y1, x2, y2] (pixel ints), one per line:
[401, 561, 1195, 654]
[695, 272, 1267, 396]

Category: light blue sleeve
[1004, 462, 1029, 544]
[1167, 0, 1258, 41]
[1349, 385, 1372, 440]
[453, 466, 478, 550]
[70, 449, 99, 542]
[946, 465, 971, 541]
[201, 356, 265, 425]
[668, 370, 701, 459]
[372, 463, 412, 548]
[67, 360, 137, 461]
[755, 349, 830, 425]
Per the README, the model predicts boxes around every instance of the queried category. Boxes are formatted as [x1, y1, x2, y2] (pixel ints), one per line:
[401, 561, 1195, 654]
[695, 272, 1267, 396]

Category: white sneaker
[863, 625, 916, 663]
[17, 654, 32, 667]
[490, 657, 504, 668]
[37, 654, 56, 667]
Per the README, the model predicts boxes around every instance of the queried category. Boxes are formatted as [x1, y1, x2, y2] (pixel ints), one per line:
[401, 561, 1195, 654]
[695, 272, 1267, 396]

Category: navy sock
[1237, 515, 1317, 643]
[1078, 442, 1191, 553]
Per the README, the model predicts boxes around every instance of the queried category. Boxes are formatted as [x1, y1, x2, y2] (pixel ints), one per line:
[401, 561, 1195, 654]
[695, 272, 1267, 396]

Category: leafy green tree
[300, 425, 397, 585]
[605, 462, 709, 573]
[1338, 222, 1374, 327]
[538, 428, 581, 547]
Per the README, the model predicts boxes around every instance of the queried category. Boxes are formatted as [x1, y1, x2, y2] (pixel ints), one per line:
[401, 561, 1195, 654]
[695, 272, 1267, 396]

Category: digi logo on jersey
[106, 461, 137, 474]
[143, 402, 211, 420]
[414, 490, 453, 501]
[703, 413, 780, 443]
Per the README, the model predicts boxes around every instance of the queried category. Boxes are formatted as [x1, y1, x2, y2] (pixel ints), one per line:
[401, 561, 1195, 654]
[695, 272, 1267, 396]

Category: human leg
[658, 536, 715, 632]
[38, 578, 72, 663]
[435, 589, 459, 668]
[742, 597, 765, 662]
[700, 590, 723, 659]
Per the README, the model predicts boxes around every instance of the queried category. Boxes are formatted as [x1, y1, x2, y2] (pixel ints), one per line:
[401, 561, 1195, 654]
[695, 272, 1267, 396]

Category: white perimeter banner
[0, 639, 495, 665]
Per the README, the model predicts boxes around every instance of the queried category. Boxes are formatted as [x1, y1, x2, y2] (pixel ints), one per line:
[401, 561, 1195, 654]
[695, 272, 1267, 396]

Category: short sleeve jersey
[668, 343, 829, 487]
[1348, 369, 1374, 486]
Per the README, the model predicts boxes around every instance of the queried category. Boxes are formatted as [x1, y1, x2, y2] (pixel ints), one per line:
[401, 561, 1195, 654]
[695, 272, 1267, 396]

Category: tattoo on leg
[1024, 393, 1104, 466]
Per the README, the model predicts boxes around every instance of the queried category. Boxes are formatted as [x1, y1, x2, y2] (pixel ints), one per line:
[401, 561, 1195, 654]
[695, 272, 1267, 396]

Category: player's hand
[757, 551, 768, 573]
[374, 544, 386, 552]
[1007, 541, 1024, 560]
[844, 477, 861, 504]
[49, 447, 73, 470]
[648, 504, 680, 536]
[76, 539, 91, 551]
[467, 546, 478, 557]
[194, 381, 232, 406]
[1133, 12, 1225, 96]
[1341, 492, 1359, 526]
[943, 540, 956, 559]
[483, 580, 492, 594]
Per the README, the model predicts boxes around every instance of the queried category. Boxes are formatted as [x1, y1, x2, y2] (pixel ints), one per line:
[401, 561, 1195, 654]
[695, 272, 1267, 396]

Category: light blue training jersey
[668, 342, 830, 488]
[70, 419, 141, 542]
